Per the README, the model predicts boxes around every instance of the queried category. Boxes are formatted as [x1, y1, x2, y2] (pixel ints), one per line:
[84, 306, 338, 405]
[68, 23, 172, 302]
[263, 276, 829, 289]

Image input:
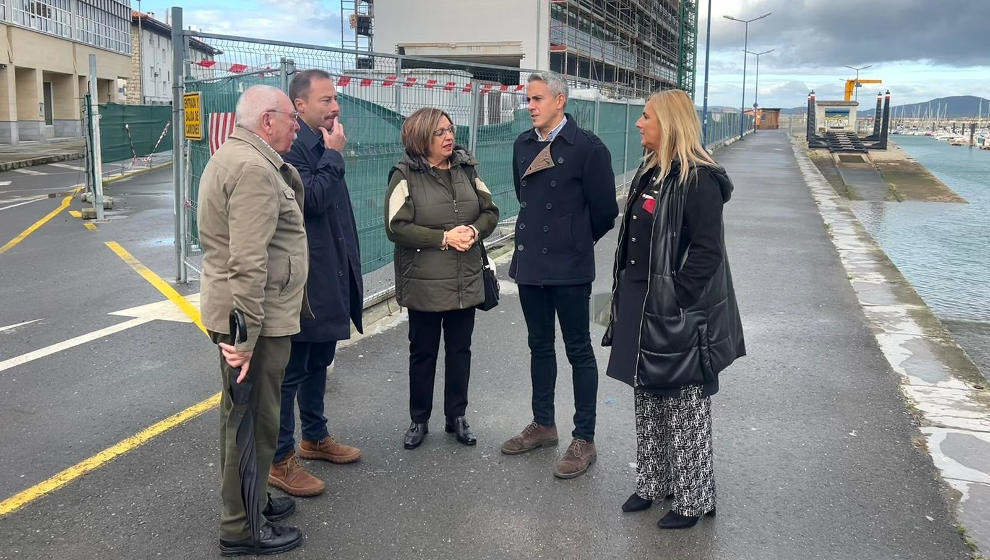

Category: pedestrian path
[0, 131, 975, 559]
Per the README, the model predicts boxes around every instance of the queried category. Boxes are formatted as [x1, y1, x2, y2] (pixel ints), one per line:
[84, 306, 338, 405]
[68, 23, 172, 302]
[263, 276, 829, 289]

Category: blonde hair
[642, 89, 716, 186]
[401, 107, 454, 160]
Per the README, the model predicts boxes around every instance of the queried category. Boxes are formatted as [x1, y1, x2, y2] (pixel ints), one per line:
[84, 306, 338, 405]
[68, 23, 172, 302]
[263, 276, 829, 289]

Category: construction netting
[97, 103, 172, 163]
[180, 34, 750, 276]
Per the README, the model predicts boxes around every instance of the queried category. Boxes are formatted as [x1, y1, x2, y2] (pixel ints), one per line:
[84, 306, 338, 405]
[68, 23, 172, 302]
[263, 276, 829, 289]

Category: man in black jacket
[269, 70, 364, 497]
[500, 72, 619, 479]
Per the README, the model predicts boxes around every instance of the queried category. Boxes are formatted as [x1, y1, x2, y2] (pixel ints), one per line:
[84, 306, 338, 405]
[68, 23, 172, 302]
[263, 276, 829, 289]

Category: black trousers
[518, 283, 598, 441]
[408, 307, 476, 423]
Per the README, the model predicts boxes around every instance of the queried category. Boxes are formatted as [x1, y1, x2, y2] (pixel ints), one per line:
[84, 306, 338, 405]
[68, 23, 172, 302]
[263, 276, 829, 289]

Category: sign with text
[183, 92, 203, 140]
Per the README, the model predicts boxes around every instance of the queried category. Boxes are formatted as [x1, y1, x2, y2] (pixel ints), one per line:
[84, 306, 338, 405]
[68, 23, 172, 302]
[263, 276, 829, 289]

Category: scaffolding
[340, 0, 375, 69]
[548, 0, 697, 98]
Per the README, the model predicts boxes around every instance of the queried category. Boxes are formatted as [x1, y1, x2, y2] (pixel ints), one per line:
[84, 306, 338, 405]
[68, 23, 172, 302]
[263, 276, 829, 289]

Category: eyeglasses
[267, 109, 300, 120]
[432, 125, 456, 137]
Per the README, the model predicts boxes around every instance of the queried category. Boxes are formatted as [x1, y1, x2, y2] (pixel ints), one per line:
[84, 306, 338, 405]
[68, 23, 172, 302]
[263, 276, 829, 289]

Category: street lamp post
[701, 0, 713, 148]
[843, 64, 872, 102]
[746, 48, 774, 132]
[724, 12, 772, 140]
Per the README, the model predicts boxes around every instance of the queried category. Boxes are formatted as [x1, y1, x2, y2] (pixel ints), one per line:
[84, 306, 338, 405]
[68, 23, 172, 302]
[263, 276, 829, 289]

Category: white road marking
[0, 317, 152, 372]
[0, 180, 12, 186]
[0, 293, 202, 373]
[12, 168, 45, 176]
[0, 319, 42, 333]
[0, 197, 47, 211]
[49, 163, 84, 171]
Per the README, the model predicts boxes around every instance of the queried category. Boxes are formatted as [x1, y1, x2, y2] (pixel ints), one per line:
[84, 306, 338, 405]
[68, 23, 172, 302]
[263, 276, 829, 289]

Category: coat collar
[523, 112, 578, 145]
[295, 117, 324, 151]
[230, 125, 286, 170]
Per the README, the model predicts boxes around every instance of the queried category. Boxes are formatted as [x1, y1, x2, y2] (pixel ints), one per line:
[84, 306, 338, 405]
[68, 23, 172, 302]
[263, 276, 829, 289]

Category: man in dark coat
[500, 72, 619, 480]
[269, 70, 364, 497]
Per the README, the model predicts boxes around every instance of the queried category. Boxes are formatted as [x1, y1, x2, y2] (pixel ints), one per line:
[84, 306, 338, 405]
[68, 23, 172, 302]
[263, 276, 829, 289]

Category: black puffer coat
[603, 162, 745, 391]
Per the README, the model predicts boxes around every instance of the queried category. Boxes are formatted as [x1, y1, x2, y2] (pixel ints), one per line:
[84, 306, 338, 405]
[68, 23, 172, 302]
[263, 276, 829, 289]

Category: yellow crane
[845, 79, 882, 101]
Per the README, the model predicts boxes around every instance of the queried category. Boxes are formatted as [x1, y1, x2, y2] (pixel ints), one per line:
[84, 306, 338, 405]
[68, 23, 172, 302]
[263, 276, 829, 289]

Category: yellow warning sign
[183, 92, 203, 140]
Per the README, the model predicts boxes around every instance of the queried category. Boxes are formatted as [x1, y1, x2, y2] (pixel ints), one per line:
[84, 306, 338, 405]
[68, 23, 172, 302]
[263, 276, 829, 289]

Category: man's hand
[320, 116, 347, 152]
[445, 225, 476, 252]
[218, 343, 253, 383]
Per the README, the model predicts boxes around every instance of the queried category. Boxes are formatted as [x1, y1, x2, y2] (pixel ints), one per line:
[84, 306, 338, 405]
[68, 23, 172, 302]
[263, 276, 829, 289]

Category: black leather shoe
[621, 493, 653, 512]
[219, 522, 302, 556]
[657, 508, 716, 530]
[445, 416, 477, 446]
[404, 422, 428, 449]
[262, 493, 295, 521]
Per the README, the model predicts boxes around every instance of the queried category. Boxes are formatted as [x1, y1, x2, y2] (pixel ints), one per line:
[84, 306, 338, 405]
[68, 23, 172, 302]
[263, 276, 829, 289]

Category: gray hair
[235, 85, 287, 132]
[527, 72, 569, 101]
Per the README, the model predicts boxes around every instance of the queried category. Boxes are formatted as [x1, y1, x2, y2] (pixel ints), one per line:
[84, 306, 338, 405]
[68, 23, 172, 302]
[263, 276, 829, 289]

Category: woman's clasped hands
[444, 225, 477, 252]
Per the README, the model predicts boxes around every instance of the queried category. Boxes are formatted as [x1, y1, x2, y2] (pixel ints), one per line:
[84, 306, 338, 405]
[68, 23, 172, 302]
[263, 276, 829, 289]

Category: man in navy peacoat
[501, 72, 618, 480]
[270, 70, 364, 497]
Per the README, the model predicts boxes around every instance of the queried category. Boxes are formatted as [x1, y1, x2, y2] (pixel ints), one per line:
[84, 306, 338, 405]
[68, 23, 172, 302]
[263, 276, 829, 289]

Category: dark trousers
[213, 332, 291, 541]
[518, 283, 598, 441]
[274, 340, 337, 463]
[408, 307, 476, 423]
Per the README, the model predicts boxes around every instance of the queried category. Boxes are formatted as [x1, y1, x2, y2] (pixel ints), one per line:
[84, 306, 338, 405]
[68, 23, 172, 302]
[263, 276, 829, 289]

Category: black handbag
[477, 242, 500, 311]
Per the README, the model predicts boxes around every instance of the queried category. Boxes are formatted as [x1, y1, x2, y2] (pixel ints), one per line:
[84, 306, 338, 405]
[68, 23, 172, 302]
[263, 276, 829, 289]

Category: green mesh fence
[98, 103, 172, 163]
[180, 36, 749, 277]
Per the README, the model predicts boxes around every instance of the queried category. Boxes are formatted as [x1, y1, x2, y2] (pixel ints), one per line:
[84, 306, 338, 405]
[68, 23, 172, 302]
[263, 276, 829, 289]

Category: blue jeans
[518, 283, 598, 441]
[274, 340, 337, 463]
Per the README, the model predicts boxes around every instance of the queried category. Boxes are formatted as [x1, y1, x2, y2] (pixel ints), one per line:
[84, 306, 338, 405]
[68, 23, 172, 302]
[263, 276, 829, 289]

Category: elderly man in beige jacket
[197, 84, 310, 556]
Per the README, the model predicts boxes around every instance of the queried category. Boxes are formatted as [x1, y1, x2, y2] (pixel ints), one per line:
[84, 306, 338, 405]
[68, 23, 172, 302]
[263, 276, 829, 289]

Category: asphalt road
[0, 131, 972, 559]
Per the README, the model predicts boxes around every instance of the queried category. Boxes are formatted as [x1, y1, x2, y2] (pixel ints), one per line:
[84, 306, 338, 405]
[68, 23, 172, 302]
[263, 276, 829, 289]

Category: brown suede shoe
[298, 435, 362, 464]
[501, 421, 559, 455]
[552, 438, 597, 479]
[269, 451, 325, 497]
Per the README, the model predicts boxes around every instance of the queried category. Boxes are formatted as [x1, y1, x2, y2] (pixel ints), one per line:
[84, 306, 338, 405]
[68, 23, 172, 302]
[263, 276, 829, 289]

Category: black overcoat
[603, 162, 745, 391]
[509, 115, 619, 285]
[284, 120, 364, 341]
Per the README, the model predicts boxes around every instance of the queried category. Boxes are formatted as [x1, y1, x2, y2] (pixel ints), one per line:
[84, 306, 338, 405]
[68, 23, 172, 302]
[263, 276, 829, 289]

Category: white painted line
[12, 168, 45, 176]
[0, 293, 204, 373]
[49, 163, 84, 171]
[0, 319, 41, 333]
[0, 317, 153, 373]
[0, 180, 11, 186]
[0, 197, 47, 211]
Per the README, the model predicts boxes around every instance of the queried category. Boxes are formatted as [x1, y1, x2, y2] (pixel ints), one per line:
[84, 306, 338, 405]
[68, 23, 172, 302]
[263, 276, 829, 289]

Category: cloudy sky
[140, 0, 990, 109]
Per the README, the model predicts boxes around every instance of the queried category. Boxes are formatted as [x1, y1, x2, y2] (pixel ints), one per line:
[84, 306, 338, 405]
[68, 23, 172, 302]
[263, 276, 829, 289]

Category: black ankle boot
[621, 493, 653, 512]
[445, 416, 477, 446]
[657, 508, 716, 530]
[404, 422, 428, 449]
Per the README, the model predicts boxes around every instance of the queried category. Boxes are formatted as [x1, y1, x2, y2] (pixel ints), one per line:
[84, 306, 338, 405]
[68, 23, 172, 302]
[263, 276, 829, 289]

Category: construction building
[0, 0, 134, 144]
[362, 0, 698, 98]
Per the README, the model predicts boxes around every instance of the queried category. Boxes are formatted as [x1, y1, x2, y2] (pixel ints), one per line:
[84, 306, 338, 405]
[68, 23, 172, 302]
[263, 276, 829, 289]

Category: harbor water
[849, 135, 990, 377]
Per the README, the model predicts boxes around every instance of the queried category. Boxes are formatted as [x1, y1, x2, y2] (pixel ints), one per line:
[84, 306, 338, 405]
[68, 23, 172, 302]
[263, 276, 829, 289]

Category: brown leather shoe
[269, 451, 325, 497]
[298, 435, 362, 464]
[553, 438, 597, 479]
[501, 421, 558, 455]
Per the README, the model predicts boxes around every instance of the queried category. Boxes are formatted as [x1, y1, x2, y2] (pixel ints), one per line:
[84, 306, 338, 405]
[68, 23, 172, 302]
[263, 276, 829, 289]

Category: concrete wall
[0, 23, 130, 143]
[373, 0, 550, 71]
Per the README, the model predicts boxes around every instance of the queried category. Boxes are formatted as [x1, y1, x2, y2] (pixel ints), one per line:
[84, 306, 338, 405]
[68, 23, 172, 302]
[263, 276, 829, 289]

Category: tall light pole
[843, 64, 872, 102]
[724, 12, 772, 139]
[701, 0, 713, 148]
[745, 48, 774, 133]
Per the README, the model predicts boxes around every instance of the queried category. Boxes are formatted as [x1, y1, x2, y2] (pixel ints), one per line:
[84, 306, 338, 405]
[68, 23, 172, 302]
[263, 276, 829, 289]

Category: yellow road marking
[0, 187, 82, 255]
[104, 241, 206, 335]
[0, 241, 218, 517]
[0, 393, 219, 516]
[68, 210, 82, 218]
[83, 222, 97, 231]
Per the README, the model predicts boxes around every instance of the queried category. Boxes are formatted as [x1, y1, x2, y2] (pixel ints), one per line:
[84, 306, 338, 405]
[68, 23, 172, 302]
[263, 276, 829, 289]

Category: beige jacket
[198, 125, 312, 351]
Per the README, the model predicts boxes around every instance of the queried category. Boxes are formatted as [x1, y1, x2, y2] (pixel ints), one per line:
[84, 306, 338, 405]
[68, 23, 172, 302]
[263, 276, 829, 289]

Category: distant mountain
[859, 96, 990, 118]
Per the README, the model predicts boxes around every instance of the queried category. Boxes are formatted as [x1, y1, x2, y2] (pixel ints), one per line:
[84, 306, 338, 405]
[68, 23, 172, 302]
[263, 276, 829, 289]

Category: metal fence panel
[178, 32, 735, 279]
